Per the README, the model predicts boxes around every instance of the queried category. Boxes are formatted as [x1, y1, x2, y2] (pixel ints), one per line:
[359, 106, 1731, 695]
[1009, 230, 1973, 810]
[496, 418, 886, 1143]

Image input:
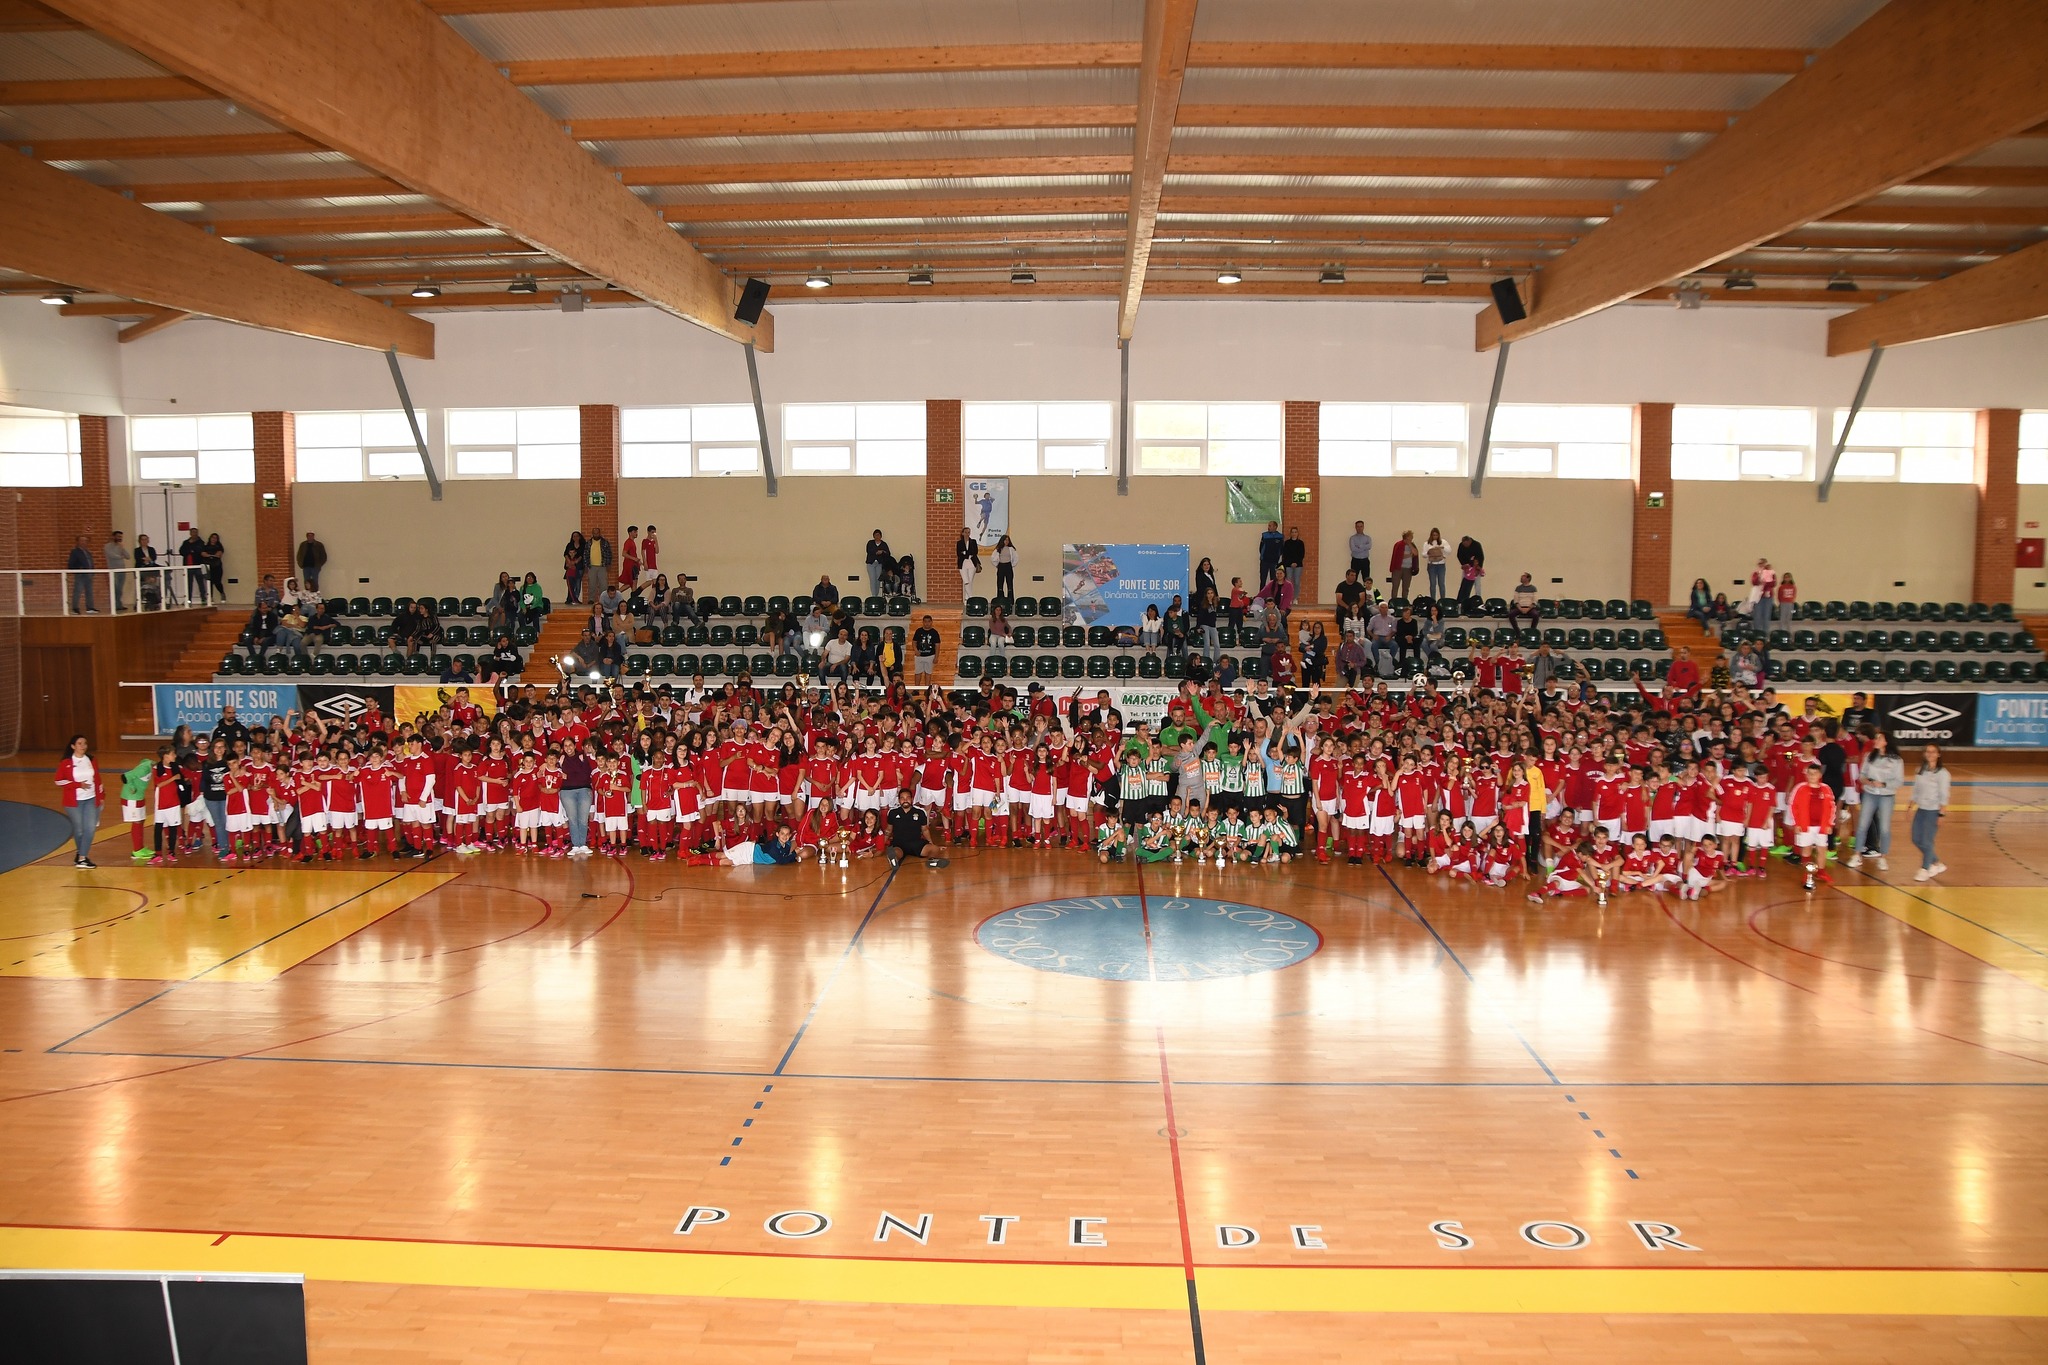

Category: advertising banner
[152, 683, 299, 735]
[1224, 476, 1281, 524]
[1060, 543, 1188, 628]
[1974, 692, 2048, 747]
[297, 683, 396, 730]
[394, 684, 499, 727]
[1067, 685, 1181, 728]
[1876, 693, 1979, 746]
[965, 477, 1009, 547]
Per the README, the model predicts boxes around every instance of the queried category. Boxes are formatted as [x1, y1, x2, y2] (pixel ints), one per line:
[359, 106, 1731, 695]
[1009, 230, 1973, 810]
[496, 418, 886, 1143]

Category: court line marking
[771, 858, 900, 1076]
[1851, 875, 2048, 960]
[1134, 860, 1208, 1365]
[2, 1225, 2044, 1316]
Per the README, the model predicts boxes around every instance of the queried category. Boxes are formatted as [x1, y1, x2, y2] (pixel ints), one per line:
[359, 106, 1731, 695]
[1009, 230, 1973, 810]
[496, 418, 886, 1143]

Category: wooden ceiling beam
[1474, 0, 2048, 349]
[45, 0, 772, 350]
[0, 151, 433, 355]
[116, 307, 190, 342]
[0, 0, 78, 30]
[425, 0, 813, 11]
[1826, 236, 2048, 353]
[203, 212, 484, 237]
[0, 75, 209, 104]
[12, 132, 323, 160]
[267, 237, 539, 262]
[1120, 0, 1199, 340]
[507, 42, 1808, 85]
[321, 262, 593, 286]
[121, 177, 410, 203]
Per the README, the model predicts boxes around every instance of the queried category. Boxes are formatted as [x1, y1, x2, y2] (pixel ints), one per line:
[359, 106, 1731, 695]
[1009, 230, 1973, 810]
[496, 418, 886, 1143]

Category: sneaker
[74, 857, 95, 869]
[1928, 862, 1946, 879]
[131, 848, 152, 862]
[1913, 867, 1931, 882]
[148, 855, 166, 866]
[1875, 856, 1888, 871]
[925, 857, 950, 869]
[1846, 854, 1862, 869]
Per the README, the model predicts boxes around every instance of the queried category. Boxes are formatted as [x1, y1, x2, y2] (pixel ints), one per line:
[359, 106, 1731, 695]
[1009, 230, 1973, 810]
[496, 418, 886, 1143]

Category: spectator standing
[200, 741, 230, 859]
[1748, 558, 1777, 636]
[133, 534, 161, 608]
[955, 528, 981, 599]
[561, 742, 595, 857]
[621, 526, 642, 587]
[55, 734, 103, 868]
[642, 525, 660, 575]
[296, 532, 327, 593]
[1455, 536, 1485, 606]
[1776, 572, 1799, 626]
[562, 531, 589, 604]
[1347, 521, 1373, 578]
[864, 529, 893, 598]
[992, 534, 1018, 602]
[1423, 528, 1448, 601]
[1394, 606, 1422, 673]
[1849, 730, 1901, 870]
[67, 534, 97, 614]
[1506, 573, 1540, 630]
[1905, 745, 1949, 881]
[1192, 590, 1221, 664]
[177, 528, 209, 605]
[1257, 521, 1283, 589]
[1193, 556, 1219, 607]
[913, 615, 940, 681]
[103, 529, 128, 611]
[203, 533, 225, 602]
[1280, 527, 1306, 599]
[1388, 531, 1419, 599]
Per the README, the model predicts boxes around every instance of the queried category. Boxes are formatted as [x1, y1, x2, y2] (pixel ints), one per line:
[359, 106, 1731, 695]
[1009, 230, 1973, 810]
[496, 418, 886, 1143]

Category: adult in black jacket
[296, 532, 328, 592]
[864, 530, 893, 598]
[1454, 536, 1485, 606]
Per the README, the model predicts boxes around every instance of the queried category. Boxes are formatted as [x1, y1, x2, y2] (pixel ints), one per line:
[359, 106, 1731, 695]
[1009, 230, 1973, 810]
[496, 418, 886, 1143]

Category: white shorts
[1431, 854, 1452, 871]
[1598, 817, 1623, 842]
[364, 816, 393, 831]
[1546, 875, 1582, 894]
[1399, 814, 1427, 831]
[153, 806, 184, 827]
[1369, 813, 1396, 837]
[1574, 807, 1599, 827]
[645, 808, 673, 823]
[916, 786, 947, 808]
[1774, 792, 1790, 816]
[1340, 812, 1369, 830]
[1685, 868, 1716, 889]
[184, 799, 210, 825]
[751, 791, 781, 806]
[1544, 798, 1564, 820]
[1794, 829, 1829, 849]
[1717, 819, 1747, 838]
[951, 789, 974, 812]
[1649, 818, 1675, 844]
[328, 811, 358, 830]
[1484, 859, 1513, 882]
[969, 790, 995, 808]
[1028, 794, 1056, 821]
[1674, 815, 1704, 843]
[453, 811, 478, 826]
[725, 840, 758, 865]
[1061, 792, 1091, 813]
[482, 801, 508, 816]
[854, 790, 885, 811]
[1746, 825, 1773, 849]
[226, 812, 254, 834]
[1004, 785, 1029, 807]
[603, 815, 628, 833]
[539, 810, 566, 828]
[515, 810, 541, 832]
[300, 812, 328, 835]
[123, 801, 145, 822]
[402, 803, 432, 824]
[1841, 788, 1860, 807]
[1469, 814, 1497, 836]
[1317, 796, 1339, 817]
[807, 794, 835, 810]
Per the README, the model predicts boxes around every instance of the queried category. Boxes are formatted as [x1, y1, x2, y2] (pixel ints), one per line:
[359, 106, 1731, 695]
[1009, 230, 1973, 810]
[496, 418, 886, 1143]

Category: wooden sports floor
[2, 757, 2045, 1362]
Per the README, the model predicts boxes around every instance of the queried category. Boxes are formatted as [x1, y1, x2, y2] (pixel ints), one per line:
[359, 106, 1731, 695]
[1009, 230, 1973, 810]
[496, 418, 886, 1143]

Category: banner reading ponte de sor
[1060, 543, 1188, 627]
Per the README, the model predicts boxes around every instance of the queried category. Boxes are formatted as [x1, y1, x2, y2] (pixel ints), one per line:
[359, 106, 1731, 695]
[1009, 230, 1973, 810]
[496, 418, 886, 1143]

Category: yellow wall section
[195, 481, 257, 603]
[2017, 484, 2048, 610]
[292, 478, 579, 600]
[619, 476, 924, 595]
[1007, 477, 1269, 600]
[1672, 480, 1976, 606]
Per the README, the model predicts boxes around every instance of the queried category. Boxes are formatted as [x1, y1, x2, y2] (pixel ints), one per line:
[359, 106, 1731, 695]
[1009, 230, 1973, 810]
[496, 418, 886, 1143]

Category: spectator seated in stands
[482, 634, 524, 685]
[812, 572, 841, 608]
[397, 599, 442, 656]
[440, 655, 476, 686]
[486, 572, 519, 631]
[304, 598, 342, 646]
[1507, 573, 1541, 629]
[517, 572, 545, 630]
[822, 627, 854, 678]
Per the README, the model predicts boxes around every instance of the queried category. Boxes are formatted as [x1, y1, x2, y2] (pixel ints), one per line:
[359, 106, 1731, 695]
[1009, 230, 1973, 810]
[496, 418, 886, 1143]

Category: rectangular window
[782, 401, 926, 475]
[620, 405, 762, 477]
[2019, 411, 2048, 485]
[445, 407, 580, 480]
[292, 410, 424, 483]
[0, 413, 82, 487]
[129, 412, 253, 484]
[963, 402, 1114, 475]
[1672, 406, 1815, 481]
[1132, 401, 1282, 476]
[1827, 408, 1975, 484]
[1319, 403, 1466, 477]
[1489, 405, 1632, 479]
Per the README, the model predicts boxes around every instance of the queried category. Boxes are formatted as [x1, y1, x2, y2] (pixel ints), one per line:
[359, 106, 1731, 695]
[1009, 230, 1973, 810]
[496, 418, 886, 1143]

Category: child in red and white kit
[1680, 834, 1729, 901]
[359, 749, 402, 857]
[597, 754, 633, 851]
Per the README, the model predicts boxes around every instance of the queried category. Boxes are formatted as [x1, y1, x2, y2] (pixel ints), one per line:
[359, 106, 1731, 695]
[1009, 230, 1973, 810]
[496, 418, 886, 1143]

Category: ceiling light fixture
[1420, 268, 1450, 286]
[804, 270, 832, 289]
[1215, 265, 1242, 285]
[507, 276, 538, 294]
[1723, 270, 1756, 291]
[1010, 265, 1036, 285]
[1319, 266, 1345, 286]
[410, 281, 440, 298]
[1674, 281, 1705, 310]
[906, 268, 934, 287]
[40, 289, 73, 306]
[1825, 272, 1859, 292]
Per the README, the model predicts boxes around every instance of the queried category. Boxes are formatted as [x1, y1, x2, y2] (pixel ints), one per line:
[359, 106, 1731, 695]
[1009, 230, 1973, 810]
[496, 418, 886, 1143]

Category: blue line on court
[771, 860, 901, 1076]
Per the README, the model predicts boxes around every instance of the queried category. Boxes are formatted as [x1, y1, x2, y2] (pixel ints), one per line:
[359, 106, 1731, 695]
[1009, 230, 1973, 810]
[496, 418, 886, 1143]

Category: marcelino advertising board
[1875, 693, 1978, 745]
[1975, 691, 2048, 747]
[1060, 544, 1188, 627]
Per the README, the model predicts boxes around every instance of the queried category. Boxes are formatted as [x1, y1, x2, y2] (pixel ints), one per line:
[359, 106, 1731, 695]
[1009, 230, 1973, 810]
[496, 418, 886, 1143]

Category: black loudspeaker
[734, 278, 770, 325]
[1490, 277, 1527, 324]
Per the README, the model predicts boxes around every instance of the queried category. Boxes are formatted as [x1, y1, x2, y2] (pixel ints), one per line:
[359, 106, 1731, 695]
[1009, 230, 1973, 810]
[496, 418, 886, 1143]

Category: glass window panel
[1207, 438, 1281, 475]
[2019, 411, 2046, 450]
[693, 405, 757, 442]
[294, 447, 362, 482]
[366, 447, 421, 479]
[1496, 404, 1629, 444]
[621, 442, 690, 478]
[516, 443, 579, 479]
[965, 402, 1037, 440]
[360, 411, 414, 447]
[0, 415, 75, 453]
[1391, 404, 1466, 441]
[199, 447, 253, 484]
[1043, 442, 1108, 472]
[696, 444, 759, 473]
[2018, 449, 2048, 485]
[0, 450, 79, 486]
[962, 438, 1036, 475]
[789, 443, 852, 472]
[1491, 446, 1553, 474]
[196, 413, 252, 449]
[1135, 403, 1207, 440]
[1320, 404, 1391, 441]
[131, 415, 197, 452]
[1671, 443, 1739, 480]
[449, 409, 516, 446]
[1394, 444, 1460, 475]
[784, 404, 856, 441]
[1138, 443, 1203, 471]
[1899, 410, 1974, 448]
[138, 454, 199, 481]
[1039, 403, 1112, 440]
[1319, 439, 1392, 476]
[1675, 406, 1814, 447]
[455, 447, 514, 476]
[1898, 445, 1973, 484]
[1834, 448, 1895, 478]
[1739, 447, 1806, 479]
[516, 408, 579, 445]
[294, 412, 359, 448]
[1557, 442, 1631, 479]
[1207, 403, 1282, 440]
[856, 439, 925, 475]
[623, 407, 690, 443]
[856, 403, 925, 440]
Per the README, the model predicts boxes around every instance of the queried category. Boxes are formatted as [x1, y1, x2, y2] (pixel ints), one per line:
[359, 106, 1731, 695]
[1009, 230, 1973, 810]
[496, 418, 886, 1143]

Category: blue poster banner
[152, 683, 299, 735]
[1060, 543, 1188, 627]
[1974, 692, 2048, 747]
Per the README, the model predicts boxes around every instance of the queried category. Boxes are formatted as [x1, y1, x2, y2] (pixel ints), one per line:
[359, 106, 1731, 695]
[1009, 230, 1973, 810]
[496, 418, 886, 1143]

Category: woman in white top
[1423, 528, 1448, 602]
[1747, 558, 1777, 636]
[992, 534, 1018, 603]
[1905, 744, 1951, 881]
[54, 734, 102, 868]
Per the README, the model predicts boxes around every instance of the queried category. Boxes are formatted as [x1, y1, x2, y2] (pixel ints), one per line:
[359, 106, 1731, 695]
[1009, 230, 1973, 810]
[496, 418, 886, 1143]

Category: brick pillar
[580, 404, 620, 584]
[252, 411, 297, 586]
[925, 399, 963, 605]
[1974, 408, 2020, 606]
[1631, 402, 1674, 605]
[1283, 400, 1320, 602]
[19, 413, 113, 568]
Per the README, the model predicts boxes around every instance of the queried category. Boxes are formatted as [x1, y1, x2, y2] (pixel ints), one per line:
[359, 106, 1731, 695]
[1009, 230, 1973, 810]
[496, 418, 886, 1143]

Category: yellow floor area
[1836, 885, 2048, 990]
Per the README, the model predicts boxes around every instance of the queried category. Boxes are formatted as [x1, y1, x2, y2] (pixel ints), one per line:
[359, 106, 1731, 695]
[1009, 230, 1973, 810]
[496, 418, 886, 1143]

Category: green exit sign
[933, 487, 955, 505]
[587, 490, 608, 507]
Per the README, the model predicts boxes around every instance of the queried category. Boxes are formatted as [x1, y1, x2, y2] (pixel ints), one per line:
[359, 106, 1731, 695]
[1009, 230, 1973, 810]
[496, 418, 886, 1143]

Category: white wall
[0, 297, 123, 417]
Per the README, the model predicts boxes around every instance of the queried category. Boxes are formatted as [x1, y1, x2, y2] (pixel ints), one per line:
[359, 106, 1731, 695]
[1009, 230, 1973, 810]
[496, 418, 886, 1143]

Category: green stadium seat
[1112, 655, 1136, 679]
[348, 596, 371, 617]
[1604, 598, 1629, 619]
[1557, 600, 1583, 619]
[1648, 628, 1670, 651]
[1484, 597, 1508, 617]
[1933, 659, 1959, 683]
[1143, 655, 1166, 679]
[889, 596, 912, 617]
[1542, 627, 1566, 648]
[1908, 659, 1935, 683]
[433, 596, 457, 618]
[216, 653, 241, 677]
[698, 654, 722, 677]
[1012, 597, 1037, 618]
[459, 596, 483, 617]
[1937, 630, 1962, 652]
[393, 596, 415, 616]
[1865, 628, 1891, 651]
[1960, 659, 1986, 683]
[960, 625, 986, 649]
[1616, 627, 1641, 651]
[1515, 628, 1538, 648]
[709, 625, 733, 647]
[1809, 658, 1835, 683]
[774, 654, 799, 677]
[717, 596, 742, 615]
[1062, 625, 1086, 649]
[1087, 654, 1112, 680]
[957, 654, 983, 679]
[984, 654, 1009, 680]
[380, 651, 404, 675]
[1039, 596, 1062, 617]
[743, 595, 767, 616]
[1985, 659, 2012, 684]
[1823, 600, 1849, 621]
[734, 625, 759, 647]
[1991, 602, 2017, 623]
[686, 626, 708, 647]
[1240, 657, 1266, 680]
[668, 653, 693, 676]
[1815, 629, 1840, 651]
[751, 653, 775, 676]
[1843, 630, 1867, 651]
[1442, 627, 1467, 650]
[1913, 630, 1939, 652]
[659, 625, 683, 647]
[2017, 631, 2039, 652]
[1882, 660, 1909, 683]
[1062, 655, 1086, 680]
[1034, 655, 1059, 680]
[283, 653, 309, 676]
[1087, 625, 1114, 648]
[624, 654, 650, 677]
[1848, 601, 1873, 621]
[1792, 630, 1817, 651]
[862, 596, 887, 617]
[309, 653, 334, 675]
[725, 653, 748, 676]
[965, 596, 989, 617]
[1629, 599, 1655, 621]
[1591, 628, 1616, 650]
[1783, 659, 1810, 682]
[767, 595, 791, 615]
[1578, 599, 1603, 620]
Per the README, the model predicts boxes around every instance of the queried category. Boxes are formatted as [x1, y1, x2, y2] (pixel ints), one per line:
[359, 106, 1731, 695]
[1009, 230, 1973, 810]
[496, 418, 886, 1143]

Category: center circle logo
[975, 896, 1321, 982]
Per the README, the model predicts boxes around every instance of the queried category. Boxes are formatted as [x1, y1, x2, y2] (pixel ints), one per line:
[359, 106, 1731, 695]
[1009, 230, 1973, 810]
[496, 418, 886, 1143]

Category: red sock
[130, 823, 146, 852]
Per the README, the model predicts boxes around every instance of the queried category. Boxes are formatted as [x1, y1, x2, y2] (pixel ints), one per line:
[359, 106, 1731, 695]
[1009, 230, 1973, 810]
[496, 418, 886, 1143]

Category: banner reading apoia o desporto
[153, 684, 300, 734]
[1060, 544, 1188, 628]
[1975, 692, 2048, 747]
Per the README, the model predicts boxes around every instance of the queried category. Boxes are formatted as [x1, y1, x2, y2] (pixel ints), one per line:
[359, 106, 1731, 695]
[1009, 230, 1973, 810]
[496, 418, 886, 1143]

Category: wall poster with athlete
[965, 477, 1009, 547]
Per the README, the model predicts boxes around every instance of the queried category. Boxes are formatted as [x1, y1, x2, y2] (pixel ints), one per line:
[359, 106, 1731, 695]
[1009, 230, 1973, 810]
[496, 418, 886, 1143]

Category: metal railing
[0, 565, 221, 617]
